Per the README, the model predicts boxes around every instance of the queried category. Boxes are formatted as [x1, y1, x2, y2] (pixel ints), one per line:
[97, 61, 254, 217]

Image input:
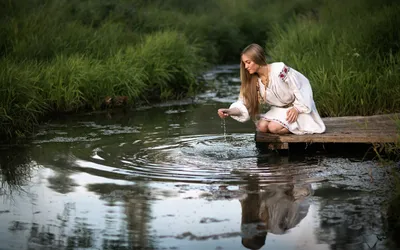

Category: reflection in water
[0, 147, 154, 249]
[0, 142, 398, 249]
[239, 178, 311, 250]
[24, 202, 96, 249]
[315, 190, 388, 250]
[87, 183, 156, 249]
[47, 172, 78, 194]
[0, 146, 33, 197]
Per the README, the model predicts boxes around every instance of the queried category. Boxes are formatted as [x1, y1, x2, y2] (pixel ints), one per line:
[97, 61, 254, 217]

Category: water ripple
[75, 134, 325, 185]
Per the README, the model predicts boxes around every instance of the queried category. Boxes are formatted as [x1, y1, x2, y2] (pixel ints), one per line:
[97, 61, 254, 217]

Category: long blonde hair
[240, 44, 268, 120]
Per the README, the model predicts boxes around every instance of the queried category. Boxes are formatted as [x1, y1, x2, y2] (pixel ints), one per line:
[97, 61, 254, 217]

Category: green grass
[1, 0, 400, 140]
[267, 0, 400, 117]
[0, 0, 321, 140]
[0, 59, 48, 138]
[1, 0, 319, 63]
[0, 30, 205, 139]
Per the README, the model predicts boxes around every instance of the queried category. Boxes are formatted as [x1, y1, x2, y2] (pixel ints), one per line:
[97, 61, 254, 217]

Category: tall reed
[0, 30, 204, 139]
[267, 0, 400, 117]
[0, 59, 48, 138]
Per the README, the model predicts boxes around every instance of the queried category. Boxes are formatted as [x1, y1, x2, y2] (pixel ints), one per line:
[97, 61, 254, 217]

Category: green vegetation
[0, 0, 318, 140]
[0, 30, 205, 138]
[1, 0, 400, 140]
[268, 0, 400, 117]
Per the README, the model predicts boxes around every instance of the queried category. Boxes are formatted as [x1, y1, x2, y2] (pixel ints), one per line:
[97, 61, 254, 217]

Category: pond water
[0, 65, 398, 250]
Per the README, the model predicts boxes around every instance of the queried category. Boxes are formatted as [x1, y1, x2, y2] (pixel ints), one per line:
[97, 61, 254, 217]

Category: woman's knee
[268, 122, 284, 134]
[257, 120, 269, 133]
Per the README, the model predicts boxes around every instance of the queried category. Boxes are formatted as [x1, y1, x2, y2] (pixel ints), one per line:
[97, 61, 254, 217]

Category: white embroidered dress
[229, 62, 325, 135]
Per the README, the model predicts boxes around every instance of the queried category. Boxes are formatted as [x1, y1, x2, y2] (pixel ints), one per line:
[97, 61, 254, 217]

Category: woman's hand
[218, 108, 230, 119]
[286, 108, 299, 123]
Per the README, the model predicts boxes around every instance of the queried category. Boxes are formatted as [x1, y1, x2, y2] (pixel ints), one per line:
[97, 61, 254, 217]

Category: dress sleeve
[229, 92, 250, 122]
[281, 66, 313, 114]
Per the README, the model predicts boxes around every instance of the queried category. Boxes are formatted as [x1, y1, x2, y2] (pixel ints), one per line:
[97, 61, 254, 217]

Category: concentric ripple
[86, 133, 325, 185]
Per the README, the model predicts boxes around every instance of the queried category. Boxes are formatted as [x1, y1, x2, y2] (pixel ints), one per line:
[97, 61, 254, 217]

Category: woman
[217, 43, 325, 135]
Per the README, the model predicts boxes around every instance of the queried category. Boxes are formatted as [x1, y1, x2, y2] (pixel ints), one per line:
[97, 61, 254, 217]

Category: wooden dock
[255, 113, 399, 150]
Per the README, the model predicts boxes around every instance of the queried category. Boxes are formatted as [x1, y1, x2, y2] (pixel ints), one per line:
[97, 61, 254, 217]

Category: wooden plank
[256, 113, 399, 144]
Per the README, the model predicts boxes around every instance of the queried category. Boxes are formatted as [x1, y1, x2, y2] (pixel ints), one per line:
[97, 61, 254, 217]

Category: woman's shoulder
[269, 62, 291, 80]
[270, 62, 287, 73]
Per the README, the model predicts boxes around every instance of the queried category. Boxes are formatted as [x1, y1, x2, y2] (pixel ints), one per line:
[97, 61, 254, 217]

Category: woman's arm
[217, 93, 251, 122]
[228, 93, 251, 122]
[281, 66, 314, 114]
[218, 107, 242, 117]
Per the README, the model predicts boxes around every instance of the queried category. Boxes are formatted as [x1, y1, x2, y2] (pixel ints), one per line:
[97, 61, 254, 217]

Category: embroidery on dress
[261, 117, 289, 130]
[257, 80, 265, 104]
[278, 65, 291, 82]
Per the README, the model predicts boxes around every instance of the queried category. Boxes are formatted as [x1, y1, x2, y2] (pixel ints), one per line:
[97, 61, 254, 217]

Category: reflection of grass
[12, 195, 153, 249]
[25, 202, 95, 249]
[87, 182, 157, 249]
[387, 172, 400, 246]
[86, 183, 158, 202]
[47, 172, 78, 194]
[0, 146, 33, 195]
[387, 119, 400, 246]
[370, 117, 400, 246]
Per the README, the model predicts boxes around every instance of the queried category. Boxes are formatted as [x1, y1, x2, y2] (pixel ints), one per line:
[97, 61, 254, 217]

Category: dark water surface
[0, 65, 398, 250]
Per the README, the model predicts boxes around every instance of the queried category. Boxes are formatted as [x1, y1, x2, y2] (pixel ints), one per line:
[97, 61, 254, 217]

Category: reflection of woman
[240, 182, 312, 249]
[240, 180, 267, 249]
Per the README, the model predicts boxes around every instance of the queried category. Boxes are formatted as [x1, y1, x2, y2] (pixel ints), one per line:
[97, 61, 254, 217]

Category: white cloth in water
[229, 62, 325, 135]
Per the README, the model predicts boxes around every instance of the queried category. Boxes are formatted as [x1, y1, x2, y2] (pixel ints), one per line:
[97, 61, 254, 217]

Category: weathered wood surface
[256, 113, 399, 144]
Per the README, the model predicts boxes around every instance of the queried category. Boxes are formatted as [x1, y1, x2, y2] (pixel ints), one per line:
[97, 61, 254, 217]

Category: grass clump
[267, 0, 400, 117]
[0, 59, 48, 138]
[0, 30, 205, 139]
